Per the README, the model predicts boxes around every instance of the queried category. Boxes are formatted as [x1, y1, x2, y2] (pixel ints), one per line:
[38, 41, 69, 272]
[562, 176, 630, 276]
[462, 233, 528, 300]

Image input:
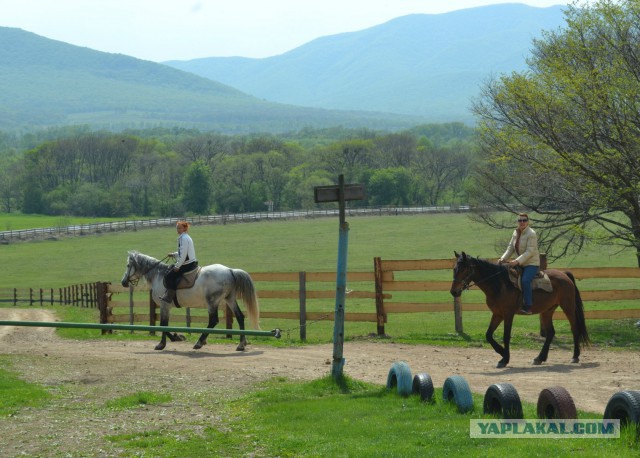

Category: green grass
[105, 375, 640, 457]
[105, 391, 172, 410]
[2, 213, 640, 456]
[0, 213, 120, 231]
[0, 357, 52, 416]
[2, 213, 638, 350]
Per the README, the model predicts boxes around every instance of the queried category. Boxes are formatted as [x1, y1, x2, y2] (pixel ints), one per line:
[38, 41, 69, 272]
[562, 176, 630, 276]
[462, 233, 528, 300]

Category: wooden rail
[32, 258, 633, 339]
[374, 258, 640, 335]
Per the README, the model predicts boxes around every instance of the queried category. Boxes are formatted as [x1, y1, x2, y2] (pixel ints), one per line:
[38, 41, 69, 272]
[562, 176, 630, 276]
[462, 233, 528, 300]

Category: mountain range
[166, 4, 565, 124]
[0, 4, 566, 133]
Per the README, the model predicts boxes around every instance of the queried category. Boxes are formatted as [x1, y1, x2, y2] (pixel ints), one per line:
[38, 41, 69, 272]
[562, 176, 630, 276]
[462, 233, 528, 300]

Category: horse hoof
[532, 358, 543, 365]
[193, 341, 205, 350]
[496, 361, 508, 368]
[236, 345, 246, 352]
[154, 344, 165, 351]
[571, 357, 579, 364]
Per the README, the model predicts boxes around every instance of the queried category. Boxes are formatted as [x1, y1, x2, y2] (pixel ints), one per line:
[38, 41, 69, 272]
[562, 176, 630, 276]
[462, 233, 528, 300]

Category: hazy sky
[1, 1, 576, 62]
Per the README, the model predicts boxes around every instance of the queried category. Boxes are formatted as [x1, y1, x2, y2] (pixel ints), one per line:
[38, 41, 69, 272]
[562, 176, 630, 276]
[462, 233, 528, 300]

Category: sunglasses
[517, 218, 528, 222]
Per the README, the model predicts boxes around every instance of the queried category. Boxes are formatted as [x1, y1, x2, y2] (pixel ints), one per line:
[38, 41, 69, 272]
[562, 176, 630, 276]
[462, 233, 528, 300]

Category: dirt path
[1, 308, 638, 455]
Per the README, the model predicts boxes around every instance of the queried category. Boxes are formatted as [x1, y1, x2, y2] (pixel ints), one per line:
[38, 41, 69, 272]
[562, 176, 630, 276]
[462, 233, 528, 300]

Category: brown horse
[450, 251, 590, 368]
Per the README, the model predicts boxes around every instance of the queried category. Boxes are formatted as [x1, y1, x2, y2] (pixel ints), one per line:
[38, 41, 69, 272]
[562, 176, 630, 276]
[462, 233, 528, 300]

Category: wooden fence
[374, 257, 640, 334]
[104, 272, 381, 339]
[0, 283, 103, 308]
[101, 258, 640, 338]
[3, 259, 635, 338]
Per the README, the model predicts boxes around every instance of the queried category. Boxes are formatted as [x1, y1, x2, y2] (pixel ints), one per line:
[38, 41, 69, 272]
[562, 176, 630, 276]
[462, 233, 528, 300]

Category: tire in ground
[604, 390, 640, 426]
[442, 375, 474, 413]
[483, 383, 523, 419]
[386, 361, 413, 397]
[537, 386, 577, 419]
[412, 373, 434, 402]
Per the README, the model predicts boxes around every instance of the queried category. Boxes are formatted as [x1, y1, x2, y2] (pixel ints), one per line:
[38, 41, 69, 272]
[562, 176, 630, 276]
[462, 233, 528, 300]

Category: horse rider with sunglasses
[498, 213, 540, 315]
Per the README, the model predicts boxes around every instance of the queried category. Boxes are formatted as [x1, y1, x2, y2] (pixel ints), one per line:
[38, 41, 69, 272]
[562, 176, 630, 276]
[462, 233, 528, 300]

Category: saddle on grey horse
[176, 267, 201, 290]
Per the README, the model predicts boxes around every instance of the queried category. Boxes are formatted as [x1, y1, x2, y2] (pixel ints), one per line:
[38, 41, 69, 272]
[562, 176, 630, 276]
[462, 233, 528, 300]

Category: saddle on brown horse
[507, 266, 553, 293]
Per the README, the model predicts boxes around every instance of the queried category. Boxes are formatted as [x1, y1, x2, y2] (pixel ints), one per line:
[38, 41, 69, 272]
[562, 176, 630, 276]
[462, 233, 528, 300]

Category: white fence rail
[0, 206, 470, 243]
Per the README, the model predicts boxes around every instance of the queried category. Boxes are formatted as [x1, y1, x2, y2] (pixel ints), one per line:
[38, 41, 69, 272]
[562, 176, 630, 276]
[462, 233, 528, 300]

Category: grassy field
[2, 212, 639, 456]
[2, 212, 638, 350]
[0, 213, 119, 231]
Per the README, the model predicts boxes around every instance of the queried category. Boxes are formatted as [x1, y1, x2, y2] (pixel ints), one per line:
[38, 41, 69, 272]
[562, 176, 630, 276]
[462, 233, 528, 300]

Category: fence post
[454, 296, 463, 334]
[540, 253, 547, 337]
[129, 285, 134, 332]
[374, 257, 386, 336]
[96, 282, 112, 334]
[299, 271, 307, 341]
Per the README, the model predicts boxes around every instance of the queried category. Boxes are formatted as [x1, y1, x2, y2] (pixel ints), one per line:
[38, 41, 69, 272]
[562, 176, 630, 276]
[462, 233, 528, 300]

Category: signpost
[314, 175, 365, 379]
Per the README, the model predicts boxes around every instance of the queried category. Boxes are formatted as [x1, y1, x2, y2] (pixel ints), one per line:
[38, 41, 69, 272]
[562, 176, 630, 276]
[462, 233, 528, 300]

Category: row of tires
[386, 361, 640, 425]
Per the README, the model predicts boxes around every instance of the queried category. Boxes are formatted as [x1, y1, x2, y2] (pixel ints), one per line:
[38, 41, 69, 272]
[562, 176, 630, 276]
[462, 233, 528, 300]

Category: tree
[367, 168, 413, 206]
[182, 160, 212, 214]
[471, 0, 640, 266]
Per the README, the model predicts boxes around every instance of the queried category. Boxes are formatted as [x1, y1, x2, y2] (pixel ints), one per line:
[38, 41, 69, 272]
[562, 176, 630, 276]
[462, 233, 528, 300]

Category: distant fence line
[0, 205, 470, 243]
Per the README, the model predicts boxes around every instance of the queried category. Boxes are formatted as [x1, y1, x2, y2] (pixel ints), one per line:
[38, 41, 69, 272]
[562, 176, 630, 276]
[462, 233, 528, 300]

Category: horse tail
[231, 269, 260, 329]
[565, 271, 590, 347]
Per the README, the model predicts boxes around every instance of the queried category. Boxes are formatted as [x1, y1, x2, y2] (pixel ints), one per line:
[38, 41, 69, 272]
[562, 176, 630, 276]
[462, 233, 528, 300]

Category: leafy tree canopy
[471, 0, 640, 266]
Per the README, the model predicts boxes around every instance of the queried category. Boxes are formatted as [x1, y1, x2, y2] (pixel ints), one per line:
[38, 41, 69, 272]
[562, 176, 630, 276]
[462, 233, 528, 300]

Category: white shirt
[172, 232, 196, 268]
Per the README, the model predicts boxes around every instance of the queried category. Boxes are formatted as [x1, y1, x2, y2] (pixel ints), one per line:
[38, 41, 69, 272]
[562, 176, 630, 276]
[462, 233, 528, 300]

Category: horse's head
[450, 251, 476, 297]
[121, 251, 141, 287]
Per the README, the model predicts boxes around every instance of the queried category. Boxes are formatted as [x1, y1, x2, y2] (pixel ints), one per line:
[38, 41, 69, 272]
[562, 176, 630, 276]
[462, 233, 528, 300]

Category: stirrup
[520, 307, 532, 315]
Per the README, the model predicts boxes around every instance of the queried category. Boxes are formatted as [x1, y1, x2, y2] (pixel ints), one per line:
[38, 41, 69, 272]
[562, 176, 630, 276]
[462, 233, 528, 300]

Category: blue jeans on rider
[521, 265, 539, 309]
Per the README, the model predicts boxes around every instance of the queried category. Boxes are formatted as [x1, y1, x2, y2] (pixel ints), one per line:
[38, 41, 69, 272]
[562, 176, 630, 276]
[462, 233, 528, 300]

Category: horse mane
[469, 255, 511, 296]
[128, 250, 170, 283]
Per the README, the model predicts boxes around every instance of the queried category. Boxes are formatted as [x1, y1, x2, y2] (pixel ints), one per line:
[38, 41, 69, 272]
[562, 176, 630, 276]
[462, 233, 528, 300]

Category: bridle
[453, 258, 505, 293]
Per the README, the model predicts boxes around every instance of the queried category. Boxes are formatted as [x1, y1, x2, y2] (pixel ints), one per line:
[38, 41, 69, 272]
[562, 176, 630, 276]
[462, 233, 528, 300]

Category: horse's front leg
[155, 307, 169, 351]
[194, 308, 218, 350]
[486, 313, 507, 368]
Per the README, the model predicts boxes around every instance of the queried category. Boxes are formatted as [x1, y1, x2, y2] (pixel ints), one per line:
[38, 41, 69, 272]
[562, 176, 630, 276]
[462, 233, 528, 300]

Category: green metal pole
[332, 174, 348, 379]
[0, 321, 281, 338]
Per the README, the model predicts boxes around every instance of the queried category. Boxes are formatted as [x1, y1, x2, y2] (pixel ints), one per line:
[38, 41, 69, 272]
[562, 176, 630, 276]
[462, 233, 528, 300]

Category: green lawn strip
[105, 376, 640, 457]
[0, 357, 52, 416]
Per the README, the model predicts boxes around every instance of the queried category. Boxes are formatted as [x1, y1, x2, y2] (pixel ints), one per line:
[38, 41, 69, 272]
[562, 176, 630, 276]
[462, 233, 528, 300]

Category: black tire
[483, 383, 523, 419]
[537, 386, 577, 419]
[412, 373, 434, 402]
[442, 375, 474, 413]
[604, 390, 640, 426]
[386, 361, 412, 397]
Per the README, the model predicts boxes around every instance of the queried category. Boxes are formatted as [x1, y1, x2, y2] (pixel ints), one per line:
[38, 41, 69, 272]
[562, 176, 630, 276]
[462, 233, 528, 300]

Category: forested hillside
[0, 28, 420, 133]
[0, 124, 476, 217]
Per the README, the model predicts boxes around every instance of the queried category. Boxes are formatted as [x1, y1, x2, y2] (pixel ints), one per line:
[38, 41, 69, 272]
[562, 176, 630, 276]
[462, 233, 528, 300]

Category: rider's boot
[160, 289, 176, 304]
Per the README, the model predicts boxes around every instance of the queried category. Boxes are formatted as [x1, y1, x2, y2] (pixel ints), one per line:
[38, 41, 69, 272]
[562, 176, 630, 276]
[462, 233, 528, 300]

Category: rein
[458, 261, 506, 291]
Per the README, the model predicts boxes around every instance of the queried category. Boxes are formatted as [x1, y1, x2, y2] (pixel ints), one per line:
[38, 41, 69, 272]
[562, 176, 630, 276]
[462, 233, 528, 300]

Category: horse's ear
[454, 251, 459, 257]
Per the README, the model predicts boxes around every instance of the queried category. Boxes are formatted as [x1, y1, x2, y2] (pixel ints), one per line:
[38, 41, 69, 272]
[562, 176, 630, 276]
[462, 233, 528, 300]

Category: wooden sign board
[314, 184, 365, 203]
